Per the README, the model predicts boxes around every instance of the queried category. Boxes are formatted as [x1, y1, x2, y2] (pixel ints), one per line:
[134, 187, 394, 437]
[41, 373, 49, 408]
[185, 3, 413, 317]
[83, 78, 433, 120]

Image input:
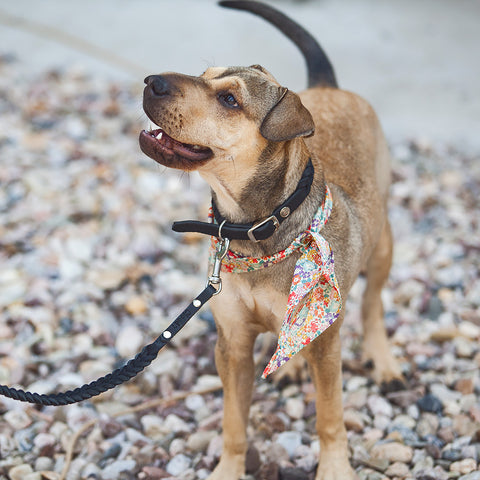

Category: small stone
[450, 458, 477, 474]
[9, 465, 34, 480]
[459, 473, 480, 480]
[186, 431, 216, 453]
[141, 466, 169, 479]
[275, 431, 302, 458]
[115, 324, 143, 357]
[413, 455, 434, 474]
[344, 409, 365, 433]
[246, 445, 262, 474]
[279, 467, 309, 480]
[286, 398, 305, 420]
[166, 454, 191, 476]
[454, 378, 475, 395]
[416, 413, 439, 438]
[416, 466, 449, 480]
[458, 321, 480, 339]
[102, 459, 137, 479]
[88, 268, 126, 290]
[454, 337, 475, 358]
[164, 414, 190, 433]
[441, 449, 463, 462]
[23, 474, 41, 480]
[430, 327, 459, 342]
[5, 410, 32, 430]
[185, 394, 206, 412]
[81, 463, 102, 478]
[34, 456, 54, 471]
[258, 462, 280, 480]
[417, 393, 443, 414]
[125, 295, 148, 315]
[141, 415, 165, 439]
[385, 462, 409, 477]
[367, 395, 393, 418]
[169, 438, 187, 456]
[453, 414, 479, 437]
[370, 442, 414, 463]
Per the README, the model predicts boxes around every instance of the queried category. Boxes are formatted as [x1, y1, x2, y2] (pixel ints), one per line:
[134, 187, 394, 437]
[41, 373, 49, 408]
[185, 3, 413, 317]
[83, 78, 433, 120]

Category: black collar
[172, 159, 314, 242]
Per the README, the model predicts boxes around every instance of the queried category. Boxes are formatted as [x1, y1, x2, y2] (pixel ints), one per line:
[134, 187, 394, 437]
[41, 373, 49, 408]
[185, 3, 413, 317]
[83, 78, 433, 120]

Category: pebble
[286, 398, 305, 420]
[166, 454, 192, 476]
[275, 431, 303, 458]
[115, 324, 144, 357]
[370, 442, 414, 463]
[9, 465, 34, 480]
[125, 295, 148, 315]
[367, 395, 393, 418]
[450, 458, 477, 474]
[416, 413, 439, 438]
[186, 430, 216, 453]
[4, 410, 32, 430]
[102, 459, 137, 479]
[417, 393, 444, 414]
[344, 409, 366, 432]
[384, 462, 409, 477]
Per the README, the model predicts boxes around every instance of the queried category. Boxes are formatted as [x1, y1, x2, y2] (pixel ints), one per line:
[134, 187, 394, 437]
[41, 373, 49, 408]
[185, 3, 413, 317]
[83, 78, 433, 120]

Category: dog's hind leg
[302, 320, 357, 480]
[207, 305, 258, 480]
[361, 220, 404, 391]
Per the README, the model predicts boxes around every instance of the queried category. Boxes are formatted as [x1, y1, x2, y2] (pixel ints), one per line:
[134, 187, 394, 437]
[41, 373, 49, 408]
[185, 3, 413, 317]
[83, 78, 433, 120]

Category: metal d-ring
[217, 220, 226, 241]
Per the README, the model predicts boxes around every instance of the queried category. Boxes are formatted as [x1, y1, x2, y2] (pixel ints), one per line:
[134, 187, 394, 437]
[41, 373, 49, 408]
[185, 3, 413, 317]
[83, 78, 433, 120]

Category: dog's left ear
[260, 89, 315, 142]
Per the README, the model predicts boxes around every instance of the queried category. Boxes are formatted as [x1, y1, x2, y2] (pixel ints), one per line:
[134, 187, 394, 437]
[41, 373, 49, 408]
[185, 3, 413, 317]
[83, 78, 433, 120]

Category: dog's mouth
[139, 125, 213, 170]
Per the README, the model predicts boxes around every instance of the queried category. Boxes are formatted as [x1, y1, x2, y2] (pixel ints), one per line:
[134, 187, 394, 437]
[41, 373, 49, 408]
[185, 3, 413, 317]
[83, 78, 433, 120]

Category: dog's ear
[260, 89, 315, 142]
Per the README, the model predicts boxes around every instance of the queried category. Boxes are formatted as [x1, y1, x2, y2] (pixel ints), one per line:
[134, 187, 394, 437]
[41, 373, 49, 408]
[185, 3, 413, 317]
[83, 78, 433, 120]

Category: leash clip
[207, 237, 230, 295]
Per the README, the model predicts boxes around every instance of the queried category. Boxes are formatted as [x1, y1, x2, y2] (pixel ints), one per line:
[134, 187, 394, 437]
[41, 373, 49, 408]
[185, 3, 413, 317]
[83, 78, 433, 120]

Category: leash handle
[0, 285, 217, 406]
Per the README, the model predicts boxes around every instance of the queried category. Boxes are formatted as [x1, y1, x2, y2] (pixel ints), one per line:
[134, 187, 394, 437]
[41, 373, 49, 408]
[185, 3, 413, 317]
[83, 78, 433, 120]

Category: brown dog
[139, 1, 403, 478]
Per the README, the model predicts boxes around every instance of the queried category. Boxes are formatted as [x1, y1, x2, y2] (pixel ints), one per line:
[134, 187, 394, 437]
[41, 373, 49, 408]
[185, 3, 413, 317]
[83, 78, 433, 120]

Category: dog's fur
[139, 2, 403, 478]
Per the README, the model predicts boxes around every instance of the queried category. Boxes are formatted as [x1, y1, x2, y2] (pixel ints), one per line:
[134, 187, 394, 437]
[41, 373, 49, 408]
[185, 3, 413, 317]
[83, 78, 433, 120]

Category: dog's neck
[200, 139, 326, 256]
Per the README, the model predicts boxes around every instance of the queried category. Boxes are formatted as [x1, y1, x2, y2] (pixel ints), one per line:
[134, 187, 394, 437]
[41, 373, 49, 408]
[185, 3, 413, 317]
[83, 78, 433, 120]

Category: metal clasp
[247, 215, 280, 242]
[207, 237, 230, 295]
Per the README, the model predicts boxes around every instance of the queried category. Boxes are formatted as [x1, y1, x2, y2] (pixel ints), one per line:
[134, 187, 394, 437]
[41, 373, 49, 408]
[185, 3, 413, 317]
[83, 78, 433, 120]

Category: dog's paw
[362, 346, 404, 388]
[271, 353, 308, 387]
[315, 461, 358, 480]
[207, 455, 245, 480]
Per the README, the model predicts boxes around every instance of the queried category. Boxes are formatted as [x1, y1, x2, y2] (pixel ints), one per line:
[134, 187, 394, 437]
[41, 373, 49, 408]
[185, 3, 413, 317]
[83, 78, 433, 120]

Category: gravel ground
[0, 56, 479, 480]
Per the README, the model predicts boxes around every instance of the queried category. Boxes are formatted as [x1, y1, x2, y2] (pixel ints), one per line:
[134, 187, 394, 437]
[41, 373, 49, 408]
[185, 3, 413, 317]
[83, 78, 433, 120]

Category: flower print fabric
[210, 186, 342, 378]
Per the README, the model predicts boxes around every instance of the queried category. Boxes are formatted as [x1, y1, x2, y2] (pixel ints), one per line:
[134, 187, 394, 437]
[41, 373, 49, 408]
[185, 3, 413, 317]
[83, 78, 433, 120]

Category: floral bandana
[210, 186, 342, 378]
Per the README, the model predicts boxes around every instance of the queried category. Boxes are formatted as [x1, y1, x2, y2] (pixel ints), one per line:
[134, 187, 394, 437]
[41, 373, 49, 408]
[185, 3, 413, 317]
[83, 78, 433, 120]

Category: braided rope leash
[0, 239, 229, 406]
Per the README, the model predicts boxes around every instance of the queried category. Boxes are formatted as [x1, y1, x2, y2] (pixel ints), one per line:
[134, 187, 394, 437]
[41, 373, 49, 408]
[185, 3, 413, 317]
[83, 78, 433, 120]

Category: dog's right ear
[260, 89, 315, 142]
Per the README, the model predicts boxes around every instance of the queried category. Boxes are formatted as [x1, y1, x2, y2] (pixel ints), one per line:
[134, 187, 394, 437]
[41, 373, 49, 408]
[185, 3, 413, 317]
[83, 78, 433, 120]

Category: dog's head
[139, 65, 314, 173]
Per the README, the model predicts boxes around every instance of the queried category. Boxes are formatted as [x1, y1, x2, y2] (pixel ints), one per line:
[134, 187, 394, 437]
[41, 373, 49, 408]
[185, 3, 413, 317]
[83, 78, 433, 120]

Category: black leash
[0, 240, 230, 406]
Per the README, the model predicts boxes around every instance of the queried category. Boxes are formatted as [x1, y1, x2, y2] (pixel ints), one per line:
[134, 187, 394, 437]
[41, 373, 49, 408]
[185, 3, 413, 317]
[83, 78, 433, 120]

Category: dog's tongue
[149, 128, 211, 160]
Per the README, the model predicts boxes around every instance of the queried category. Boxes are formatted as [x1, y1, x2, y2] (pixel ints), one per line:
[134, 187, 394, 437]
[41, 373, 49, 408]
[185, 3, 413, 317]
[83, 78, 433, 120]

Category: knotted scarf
[210, 186, 342, 377]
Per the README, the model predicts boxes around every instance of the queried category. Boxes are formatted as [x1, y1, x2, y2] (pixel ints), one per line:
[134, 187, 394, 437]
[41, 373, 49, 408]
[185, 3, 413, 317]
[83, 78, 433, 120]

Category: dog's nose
[144, 75, 172, 97]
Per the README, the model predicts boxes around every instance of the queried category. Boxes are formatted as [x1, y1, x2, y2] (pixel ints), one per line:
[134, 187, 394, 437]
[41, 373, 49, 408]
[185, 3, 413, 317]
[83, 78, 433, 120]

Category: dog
[139, 1, 404, 479]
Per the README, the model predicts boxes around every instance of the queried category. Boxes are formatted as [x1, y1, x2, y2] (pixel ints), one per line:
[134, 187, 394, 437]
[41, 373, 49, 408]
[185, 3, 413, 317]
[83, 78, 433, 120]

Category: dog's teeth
[156, 132, 163, 140]
[191, 145, 202, 151]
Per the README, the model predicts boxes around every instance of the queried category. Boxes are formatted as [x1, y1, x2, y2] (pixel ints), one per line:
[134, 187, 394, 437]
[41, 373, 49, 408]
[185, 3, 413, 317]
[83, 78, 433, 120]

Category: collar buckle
[247, 215, 280, 242]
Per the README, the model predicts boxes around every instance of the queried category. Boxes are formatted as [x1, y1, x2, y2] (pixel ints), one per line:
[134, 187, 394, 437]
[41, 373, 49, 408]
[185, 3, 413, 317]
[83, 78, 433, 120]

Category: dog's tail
[218, 0, 337, 88]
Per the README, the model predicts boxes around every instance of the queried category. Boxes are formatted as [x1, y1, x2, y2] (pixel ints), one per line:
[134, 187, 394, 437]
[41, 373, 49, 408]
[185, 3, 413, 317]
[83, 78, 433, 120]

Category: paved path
[1, 0, 479, 150]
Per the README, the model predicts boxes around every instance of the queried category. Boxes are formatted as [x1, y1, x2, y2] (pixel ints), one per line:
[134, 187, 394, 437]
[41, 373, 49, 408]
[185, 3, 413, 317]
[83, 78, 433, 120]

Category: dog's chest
[221, 273, 288, 334]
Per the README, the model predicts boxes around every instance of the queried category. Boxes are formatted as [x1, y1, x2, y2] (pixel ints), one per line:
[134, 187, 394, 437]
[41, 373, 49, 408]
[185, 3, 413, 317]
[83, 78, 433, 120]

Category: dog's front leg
[208, 301, 258, 480]
[303, 317, 357, 480]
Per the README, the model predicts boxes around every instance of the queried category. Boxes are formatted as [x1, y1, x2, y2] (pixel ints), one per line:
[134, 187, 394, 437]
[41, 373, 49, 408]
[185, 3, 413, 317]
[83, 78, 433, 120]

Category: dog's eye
[219, 93, 239, 108]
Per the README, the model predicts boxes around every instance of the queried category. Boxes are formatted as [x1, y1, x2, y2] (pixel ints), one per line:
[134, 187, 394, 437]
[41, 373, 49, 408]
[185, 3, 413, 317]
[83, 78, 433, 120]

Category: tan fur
[141, 61, 403, 480]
